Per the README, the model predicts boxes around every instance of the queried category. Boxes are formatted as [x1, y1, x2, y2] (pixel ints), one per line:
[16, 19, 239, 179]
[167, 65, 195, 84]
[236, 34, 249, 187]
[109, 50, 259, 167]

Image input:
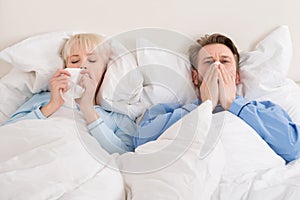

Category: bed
[1, 1, 300, 199]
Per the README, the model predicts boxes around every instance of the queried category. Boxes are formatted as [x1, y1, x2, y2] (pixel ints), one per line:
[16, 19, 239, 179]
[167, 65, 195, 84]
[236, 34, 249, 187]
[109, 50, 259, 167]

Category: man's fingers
[204, 65, 218, 84]
[219, 65, 235, 84]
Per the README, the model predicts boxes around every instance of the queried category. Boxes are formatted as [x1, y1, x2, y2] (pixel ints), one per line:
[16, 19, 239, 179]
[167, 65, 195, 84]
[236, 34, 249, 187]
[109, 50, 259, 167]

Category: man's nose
[214, 61, 221, 66]
[211, 61, 221, 67]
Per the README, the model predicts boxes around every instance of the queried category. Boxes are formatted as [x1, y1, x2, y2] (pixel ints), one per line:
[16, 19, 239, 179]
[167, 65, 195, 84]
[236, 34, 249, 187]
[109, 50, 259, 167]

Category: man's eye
[204, 60, 213, 65]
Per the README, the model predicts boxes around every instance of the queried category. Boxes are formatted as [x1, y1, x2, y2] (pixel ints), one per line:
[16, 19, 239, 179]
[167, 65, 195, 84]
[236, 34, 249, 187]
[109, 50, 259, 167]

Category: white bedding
[0, 107, 124, 200]
[118, 103, 300, 200]
[1, 26, 300, 199]
[0, 99, 300, 199]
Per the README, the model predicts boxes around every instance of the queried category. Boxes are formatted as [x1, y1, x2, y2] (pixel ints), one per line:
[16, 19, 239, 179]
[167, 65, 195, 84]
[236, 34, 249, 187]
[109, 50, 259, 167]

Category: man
[133, 33, 300, 163]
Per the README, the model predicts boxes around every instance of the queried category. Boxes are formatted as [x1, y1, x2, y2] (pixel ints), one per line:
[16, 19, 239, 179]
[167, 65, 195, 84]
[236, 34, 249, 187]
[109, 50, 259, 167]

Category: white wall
[1, 0, 300, 81]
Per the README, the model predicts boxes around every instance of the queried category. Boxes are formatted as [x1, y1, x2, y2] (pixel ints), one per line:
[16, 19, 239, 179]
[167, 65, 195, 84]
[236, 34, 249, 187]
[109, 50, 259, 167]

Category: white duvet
[118, 100, 300, 200]
[1, 100, 300, 200]
[0, 107, 125, 200]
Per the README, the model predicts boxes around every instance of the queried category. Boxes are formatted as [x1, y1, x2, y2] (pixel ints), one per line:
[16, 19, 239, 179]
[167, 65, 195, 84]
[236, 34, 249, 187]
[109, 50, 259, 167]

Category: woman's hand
[218, 65, 236, 110]
[41, 69, 70, 117]
[77, 69, 99, 124]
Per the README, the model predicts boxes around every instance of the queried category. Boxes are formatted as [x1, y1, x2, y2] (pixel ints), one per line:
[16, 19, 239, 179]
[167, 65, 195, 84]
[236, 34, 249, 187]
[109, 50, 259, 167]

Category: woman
[3, 33, 137, 154]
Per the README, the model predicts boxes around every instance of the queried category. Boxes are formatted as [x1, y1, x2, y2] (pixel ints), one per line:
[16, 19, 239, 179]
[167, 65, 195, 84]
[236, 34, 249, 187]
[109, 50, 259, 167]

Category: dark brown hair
[189, 33, 239, 70]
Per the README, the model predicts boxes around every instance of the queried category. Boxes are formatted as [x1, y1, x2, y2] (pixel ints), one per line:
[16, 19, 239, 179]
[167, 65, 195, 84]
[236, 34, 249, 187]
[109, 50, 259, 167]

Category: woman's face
[66, 45, 105, 83]
[195, 43, 239, 84]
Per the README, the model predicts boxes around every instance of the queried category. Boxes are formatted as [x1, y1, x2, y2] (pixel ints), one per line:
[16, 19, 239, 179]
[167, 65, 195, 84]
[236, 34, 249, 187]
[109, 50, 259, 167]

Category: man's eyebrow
[201, 55, 233, 59]
[220, 55, 233, 60]
[200, 54, 233, 61]
[201, 56, 213, 60]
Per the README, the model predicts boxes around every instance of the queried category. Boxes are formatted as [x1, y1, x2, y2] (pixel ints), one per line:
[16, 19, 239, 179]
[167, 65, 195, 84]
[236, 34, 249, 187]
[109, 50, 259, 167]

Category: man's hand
[200, 64, 219, 110]
[218, 65, 236, 110]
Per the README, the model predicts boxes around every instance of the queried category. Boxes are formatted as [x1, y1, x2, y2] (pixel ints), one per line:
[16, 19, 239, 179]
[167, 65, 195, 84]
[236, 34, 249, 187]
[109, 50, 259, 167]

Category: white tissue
[61, 68, 85, 108]
[213, 61, 221, 66]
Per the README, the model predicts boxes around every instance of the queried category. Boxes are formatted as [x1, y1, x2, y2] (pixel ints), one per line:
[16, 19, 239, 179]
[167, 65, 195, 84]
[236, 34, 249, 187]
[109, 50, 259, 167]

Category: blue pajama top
[3, 92, 300, 162]
[134, 96, 300, 163]
[2, 92, 137, 154]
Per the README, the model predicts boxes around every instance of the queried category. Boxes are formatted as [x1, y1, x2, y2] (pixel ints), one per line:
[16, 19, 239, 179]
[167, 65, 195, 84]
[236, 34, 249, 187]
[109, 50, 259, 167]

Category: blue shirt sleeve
[229, 96, 300, 163]
[2, 92, 135, 155]
[2, 92, 49, 126]
[88, 106, 136, 154]
[134, 101, 199, 148]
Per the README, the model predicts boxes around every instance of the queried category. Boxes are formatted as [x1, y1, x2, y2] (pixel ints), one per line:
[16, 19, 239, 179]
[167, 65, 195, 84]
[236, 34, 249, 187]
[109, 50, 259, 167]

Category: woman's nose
[79, 57, 88, 69]
[80, 60, 87, 69]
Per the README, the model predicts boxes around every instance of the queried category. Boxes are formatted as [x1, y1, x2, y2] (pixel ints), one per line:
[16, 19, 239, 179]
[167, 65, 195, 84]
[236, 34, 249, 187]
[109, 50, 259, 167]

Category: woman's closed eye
[87, 55, 98, 63]
[71, 60, 80, 64]
[87, 59, 97, 63]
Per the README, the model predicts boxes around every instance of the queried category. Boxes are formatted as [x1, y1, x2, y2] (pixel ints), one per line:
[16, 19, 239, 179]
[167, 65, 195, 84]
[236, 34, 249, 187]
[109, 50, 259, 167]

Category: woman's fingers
[50, 71, 70, 93]
[52, 68, 71, 77]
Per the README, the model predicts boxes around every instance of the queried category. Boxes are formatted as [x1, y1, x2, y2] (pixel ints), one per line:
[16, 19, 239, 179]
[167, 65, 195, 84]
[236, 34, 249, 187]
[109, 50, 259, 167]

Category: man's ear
[191, 69, 199, 86]
[235, 70, 240, 85]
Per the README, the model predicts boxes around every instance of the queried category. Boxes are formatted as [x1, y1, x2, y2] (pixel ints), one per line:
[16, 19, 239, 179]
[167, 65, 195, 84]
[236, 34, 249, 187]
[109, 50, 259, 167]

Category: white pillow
[97, 37, 198, 120]
[236, 25, 300, 128]
[0, 59, 12, 78]
[237, 25, 293, 99]
[0, 31, 77, 74]
[97, 39, 143, 120]
[0, 31, 81, 122]
[118, 100, 225, 200]
[0, 68, 35, 121]
[136, 38, 197, 106]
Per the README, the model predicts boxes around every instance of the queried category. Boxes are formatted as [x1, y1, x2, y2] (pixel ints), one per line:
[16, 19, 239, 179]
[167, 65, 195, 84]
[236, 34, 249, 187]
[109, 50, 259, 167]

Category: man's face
[194, 43, 239, 85]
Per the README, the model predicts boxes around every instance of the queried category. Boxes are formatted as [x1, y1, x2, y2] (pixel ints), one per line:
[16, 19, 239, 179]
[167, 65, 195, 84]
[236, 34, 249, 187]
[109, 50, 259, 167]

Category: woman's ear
[191, 69, 199, 86]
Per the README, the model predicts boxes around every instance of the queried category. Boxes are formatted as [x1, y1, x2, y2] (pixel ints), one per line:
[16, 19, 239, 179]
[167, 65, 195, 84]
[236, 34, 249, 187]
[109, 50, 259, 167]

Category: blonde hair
[61, 33, 108, 66]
